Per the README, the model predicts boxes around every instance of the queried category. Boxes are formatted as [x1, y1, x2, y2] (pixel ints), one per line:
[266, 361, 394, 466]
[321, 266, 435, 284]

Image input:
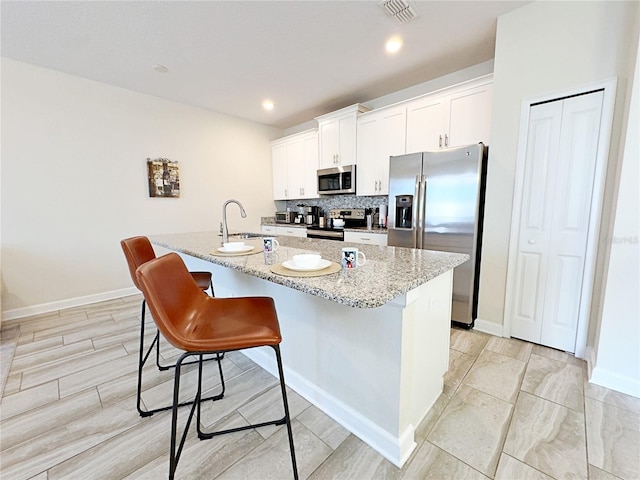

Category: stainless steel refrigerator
[387, 143, 487, 328]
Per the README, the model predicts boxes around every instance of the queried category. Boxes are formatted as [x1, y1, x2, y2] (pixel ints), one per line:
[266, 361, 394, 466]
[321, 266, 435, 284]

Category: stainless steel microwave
[317, 165, 356, 195]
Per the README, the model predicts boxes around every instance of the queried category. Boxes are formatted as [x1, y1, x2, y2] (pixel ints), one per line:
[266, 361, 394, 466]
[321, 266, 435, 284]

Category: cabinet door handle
[444, 134, 449, 147]
[285, 188, 288, 197]
[439, 135, 443, 148]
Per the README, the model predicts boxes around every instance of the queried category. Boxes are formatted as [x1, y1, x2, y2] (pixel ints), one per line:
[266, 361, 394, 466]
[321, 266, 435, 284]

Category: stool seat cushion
[136, 253, 281, 353]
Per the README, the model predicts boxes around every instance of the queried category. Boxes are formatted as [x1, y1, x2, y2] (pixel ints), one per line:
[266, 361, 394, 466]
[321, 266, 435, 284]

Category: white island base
[174, 250, 453, 468]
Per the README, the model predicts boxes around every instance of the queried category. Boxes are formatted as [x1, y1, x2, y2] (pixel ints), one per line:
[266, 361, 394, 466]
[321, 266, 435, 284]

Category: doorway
[505, 80, 617, 355]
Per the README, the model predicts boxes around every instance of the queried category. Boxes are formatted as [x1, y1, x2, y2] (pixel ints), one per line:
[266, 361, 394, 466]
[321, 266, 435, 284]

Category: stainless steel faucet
[221, 199, 247, 244]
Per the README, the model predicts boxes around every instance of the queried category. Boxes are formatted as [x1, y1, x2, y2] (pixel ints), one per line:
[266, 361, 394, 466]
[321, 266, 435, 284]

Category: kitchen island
[150, 231, 468, 467]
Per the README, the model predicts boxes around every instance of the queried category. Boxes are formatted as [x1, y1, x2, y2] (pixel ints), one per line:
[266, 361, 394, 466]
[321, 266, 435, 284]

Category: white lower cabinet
[344, 231, 388, 246]
[261, 225, 307, 237]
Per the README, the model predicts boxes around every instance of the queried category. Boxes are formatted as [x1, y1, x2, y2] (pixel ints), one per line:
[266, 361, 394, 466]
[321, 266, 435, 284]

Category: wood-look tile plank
[20, 344, 128, 391]
[238, 384, 311, 439]
[14, 335, 64, 358]
[124, 413, 263, 480]
[2, 372, 22, 397]
[308, 433, 398, 480]
[10, 339, 95, 374]
[217, 420, 332, 480]
[197, 366, 279, 431]
[62, 317, 138, 345]
[226, 350, 259, 372]
[0, 394, 142, 479]
[138, 357, 243, 414]
[91, 323, 141, 351]
[0, 388, 102, 451]
[47, 407, 174, 479]
[0, 380, 59, 420]
[58, 351, 140, 398]
[296, 405, 350, 450]
[32, 318, 112, 342]
[17, 311, 89, 335]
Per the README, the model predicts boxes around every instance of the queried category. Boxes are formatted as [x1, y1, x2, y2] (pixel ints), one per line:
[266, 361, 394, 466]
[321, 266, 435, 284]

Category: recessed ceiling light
[152, 64, 168, 73]
[262, 100, 275, 111]
[386, 37, 403, 54]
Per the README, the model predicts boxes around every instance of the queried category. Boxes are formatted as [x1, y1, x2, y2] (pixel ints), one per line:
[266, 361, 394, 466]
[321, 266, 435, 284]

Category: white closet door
[510, 91, 604, 352]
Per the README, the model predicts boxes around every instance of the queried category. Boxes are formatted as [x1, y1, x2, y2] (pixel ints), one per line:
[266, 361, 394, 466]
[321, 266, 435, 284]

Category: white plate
[217, 245, 254, 253]
[282, 259, 331, 272]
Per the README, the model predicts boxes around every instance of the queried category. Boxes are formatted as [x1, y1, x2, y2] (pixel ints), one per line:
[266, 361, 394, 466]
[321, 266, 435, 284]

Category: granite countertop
[150, 231, 468, 309]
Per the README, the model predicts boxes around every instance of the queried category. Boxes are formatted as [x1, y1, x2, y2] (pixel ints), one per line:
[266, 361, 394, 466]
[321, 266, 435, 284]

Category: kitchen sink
[225, 232, 263, 239]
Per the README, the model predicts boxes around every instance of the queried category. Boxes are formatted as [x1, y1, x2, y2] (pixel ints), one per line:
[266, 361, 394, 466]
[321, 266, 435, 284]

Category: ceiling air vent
[379, 0, 418, 24]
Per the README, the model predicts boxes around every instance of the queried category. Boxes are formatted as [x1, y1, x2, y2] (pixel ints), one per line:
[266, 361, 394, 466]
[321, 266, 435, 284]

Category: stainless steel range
[306, 208, 366, 241]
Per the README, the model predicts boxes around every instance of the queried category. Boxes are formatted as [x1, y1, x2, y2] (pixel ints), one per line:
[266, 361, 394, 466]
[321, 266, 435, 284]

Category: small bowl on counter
[292, 254, 322, 269]
[223, 241, 246, 251]
[333, 219, 345, 228]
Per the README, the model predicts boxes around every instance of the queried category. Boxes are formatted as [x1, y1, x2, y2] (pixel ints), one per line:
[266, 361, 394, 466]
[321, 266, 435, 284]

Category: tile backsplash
[278, 195, 387, 214]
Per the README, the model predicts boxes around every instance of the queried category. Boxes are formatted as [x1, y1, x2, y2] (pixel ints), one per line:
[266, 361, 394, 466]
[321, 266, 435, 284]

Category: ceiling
[1, 1, 528, 130]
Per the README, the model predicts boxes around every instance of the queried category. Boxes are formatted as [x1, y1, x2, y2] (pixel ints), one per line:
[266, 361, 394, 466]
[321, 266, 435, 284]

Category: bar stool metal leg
[136, 299, 225, 417]
[168, 347, 298, 480]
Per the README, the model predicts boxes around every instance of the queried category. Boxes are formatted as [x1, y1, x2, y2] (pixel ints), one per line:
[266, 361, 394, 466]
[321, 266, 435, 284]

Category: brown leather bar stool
[136, 252, 298, 480]
[121, 236, 220, 417]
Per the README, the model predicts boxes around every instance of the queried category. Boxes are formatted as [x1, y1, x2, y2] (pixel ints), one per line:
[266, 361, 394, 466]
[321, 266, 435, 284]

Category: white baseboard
[473, 318, 504, 337]
[590, 364, 640, 398]
[1, 287, 139, 322]
[241, 347, 416, 468]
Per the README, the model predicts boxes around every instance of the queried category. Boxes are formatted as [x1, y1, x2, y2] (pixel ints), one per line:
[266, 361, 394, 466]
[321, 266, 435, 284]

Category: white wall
[590, 37, 640, 397]
[480, 0, 639, 330]
[1, 59, 282, 317]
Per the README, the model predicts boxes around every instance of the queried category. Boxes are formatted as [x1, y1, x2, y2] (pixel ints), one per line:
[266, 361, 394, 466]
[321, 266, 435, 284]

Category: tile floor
[1, 295, 638, 479]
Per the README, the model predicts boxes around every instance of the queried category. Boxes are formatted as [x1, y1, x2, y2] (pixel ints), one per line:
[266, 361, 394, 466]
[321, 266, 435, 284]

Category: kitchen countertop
[150, 231, 468, 309]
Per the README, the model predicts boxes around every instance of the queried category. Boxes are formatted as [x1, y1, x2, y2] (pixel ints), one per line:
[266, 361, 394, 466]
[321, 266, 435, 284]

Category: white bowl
[333, 219, 345, 227]
[292, 254, 322, 269]
[223, 241, 246, 251]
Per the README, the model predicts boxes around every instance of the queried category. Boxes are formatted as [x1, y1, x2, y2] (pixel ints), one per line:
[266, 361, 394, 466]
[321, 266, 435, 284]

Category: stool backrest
[121, 236, 156, 291]
[135, 252, 206, 350]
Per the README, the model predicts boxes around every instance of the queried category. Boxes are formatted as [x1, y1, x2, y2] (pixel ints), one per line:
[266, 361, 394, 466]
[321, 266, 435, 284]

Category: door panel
[540, 92, 604, 351]
[510, 102, 561, 343]
[510, 91, 604, 352]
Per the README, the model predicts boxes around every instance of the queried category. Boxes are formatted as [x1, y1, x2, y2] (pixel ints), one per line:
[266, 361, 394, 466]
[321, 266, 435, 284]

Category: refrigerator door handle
[418, 175, 427, 249]
[413, 175, 421, 247]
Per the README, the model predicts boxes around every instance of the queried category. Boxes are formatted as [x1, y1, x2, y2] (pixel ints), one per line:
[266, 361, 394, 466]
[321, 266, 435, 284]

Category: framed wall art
[147, 158, 180, 198]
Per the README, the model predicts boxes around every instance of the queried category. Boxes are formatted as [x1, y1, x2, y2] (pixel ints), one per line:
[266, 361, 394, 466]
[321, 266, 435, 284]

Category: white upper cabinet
[316, 104, 370, 168]
[271, 142, 288, 200]
[271, 129, 319, 200]
[406, 80, 493, 153]
[356, 105, 406, 196]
